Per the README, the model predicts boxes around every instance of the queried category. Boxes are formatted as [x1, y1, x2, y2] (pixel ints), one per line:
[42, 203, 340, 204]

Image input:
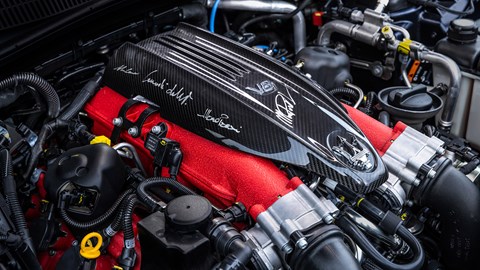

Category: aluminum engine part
[382, 126, 444, 187]
[242, 226, 285, 270]
[375, 172, 407, 213]
[255, 184, 339, 254]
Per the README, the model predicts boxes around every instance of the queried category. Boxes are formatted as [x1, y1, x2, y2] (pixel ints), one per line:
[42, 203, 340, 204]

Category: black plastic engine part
[103, 23, 387, 194]
[413, 157, 480, 269]
[377, 85, 443, 126]
[294, 47, 352, 90]
[165, 195, 212, 233]
[288, 224, 361, 270]
[138, 211, 215, 270]
[436, 19, 480, 71]
[208, 218, 252, 270]
[45, 143, 126, 220]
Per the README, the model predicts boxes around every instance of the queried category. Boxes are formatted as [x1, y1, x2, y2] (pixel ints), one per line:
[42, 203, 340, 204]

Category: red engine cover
[84, 87, 302, 219]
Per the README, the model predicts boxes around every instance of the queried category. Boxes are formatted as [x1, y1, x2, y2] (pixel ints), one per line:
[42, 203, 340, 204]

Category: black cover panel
[103, 23, 387, 194]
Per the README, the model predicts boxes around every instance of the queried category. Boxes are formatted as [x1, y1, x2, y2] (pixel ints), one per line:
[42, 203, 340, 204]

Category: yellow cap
[80, 232, 103, 260]
[398, 39, 413, 55]
[90, 135, 111, 146]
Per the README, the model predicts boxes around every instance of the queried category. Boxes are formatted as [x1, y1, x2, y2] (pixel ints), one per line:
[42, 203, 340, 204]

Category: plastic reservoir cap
[448, 19, 478, 44]
[378, 85, 443, 125]
[165, 195, 212, 232]
[388, 85, 433, 111]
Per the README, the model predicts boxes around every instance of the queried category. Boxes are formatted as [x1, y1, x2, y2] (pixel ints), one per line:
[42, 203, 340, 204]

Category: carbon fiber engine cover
[103, 23, 387, 194]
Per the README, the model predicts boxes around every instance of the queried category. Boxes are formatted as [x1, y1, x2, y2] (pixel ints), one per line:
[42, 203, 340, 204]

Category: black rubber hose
[413, 162, 480, 269]
[180, 3, 208, 29]
[23, 119, 69, 179]
[136, 177, 195, 211]
[459, 158, 479, 174]
[209, 218, 252, 270]
[59, 189, 133, 230]
[0, 148, 35, 253]
[111, 203, 126, 232]
[122, 194, 139, 244]
[1, 232, 41, 270]
[378, 111, 390, 126]
[59, 69, 103, 121]
[329, 87, 360, 100]
[216, 240, 253, 270]
[0, 73, 60, 118]
[336, 216, 424, 270]
[364, 92, 377, 116]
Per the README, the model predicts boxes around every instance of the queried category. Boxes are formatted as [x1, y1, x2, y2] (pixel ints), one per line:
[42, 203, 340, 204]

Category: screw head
[128, 127, 139, 136]
[151, 125, 162, 134]
[296, 238, 308, 250]
[323, 214, 334, 224]
[113, 117, 123, 126]
[282, 244, 293, 254]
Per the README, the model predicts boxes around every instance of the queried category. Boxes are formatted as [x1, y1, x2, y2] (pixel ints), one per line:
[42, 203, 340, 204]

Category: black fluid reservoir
[45, 143, 126, 220]
[295, 47, 352, 90]
[436, 19, 480, 71]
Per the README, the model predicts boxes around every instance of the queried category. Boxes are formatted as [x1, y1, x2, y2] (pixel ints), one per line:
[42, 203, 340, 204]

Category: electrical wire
[209, 0, 221, 33]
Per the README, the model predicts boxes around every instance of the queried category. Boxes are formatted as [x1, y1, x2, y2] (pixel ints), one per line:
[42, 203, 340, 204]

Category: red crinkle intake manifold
[84, 86, 303, 220]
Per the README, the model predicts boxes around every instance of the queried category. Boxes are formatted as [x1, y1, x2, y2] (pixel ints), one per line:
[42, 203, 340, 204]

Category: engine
[0, 1, 478, 270]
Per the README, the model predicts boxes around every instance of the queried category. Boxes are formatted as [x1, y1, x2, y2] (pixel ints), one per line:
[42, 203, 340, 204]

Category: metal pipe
[418, 50, 461, 131]
[399, 54, 412, 88]
[113, 142, 147, 175]
[206, 0, 306, 53]
[316, 20, 381, 47]
[375, 0, 390, 13]
[388, 24, 410, 40]
[317, 16, 459, 131]
[345, 82, 364, 109]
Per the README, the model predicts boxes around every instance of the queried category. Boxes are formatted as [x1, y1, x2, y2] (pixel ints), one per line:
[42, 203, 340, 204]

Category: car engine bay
[0, 0, 479, 269]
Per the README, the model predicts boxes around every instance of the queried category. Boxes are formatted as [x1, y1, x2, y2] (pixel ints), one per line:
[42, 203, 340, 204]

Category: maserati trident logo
[332, 135, 373, 171]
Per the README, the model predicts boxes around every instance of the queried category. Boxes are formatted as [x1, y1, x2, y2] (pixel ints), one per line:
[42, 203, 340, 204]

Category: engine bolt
[296, 238, 308, 250]
[282, 244, 294, 254]
[128, 127, 139, 137]
[323, 214, 334, 224]
[49, 250, 56, 256]
[427, 169, 437, 179]
[151, 125, 163, 134]
[113, 117, 123, 126]
[372, 65, 383, 77]
[413, 179, 421, 186]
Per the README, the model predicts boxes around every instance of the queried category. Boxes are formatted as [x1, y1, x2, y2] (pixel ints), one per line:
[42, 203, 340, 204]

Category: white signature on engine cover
[197, 108, 241, 133]
[141, 70, 193, 106]
[274, 86, 296, 128]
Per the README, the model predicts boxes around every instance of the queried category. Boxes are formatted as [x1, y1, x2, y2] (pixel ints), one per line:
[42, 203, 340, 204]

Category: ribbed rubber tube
[329, 87, 360, 100]
[0, 73, 60, 118]
[60, 189, 133, 230]
[0, 148, 35, 252]
[59, 70, 103, 121]
[122, 194, 139, 243]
